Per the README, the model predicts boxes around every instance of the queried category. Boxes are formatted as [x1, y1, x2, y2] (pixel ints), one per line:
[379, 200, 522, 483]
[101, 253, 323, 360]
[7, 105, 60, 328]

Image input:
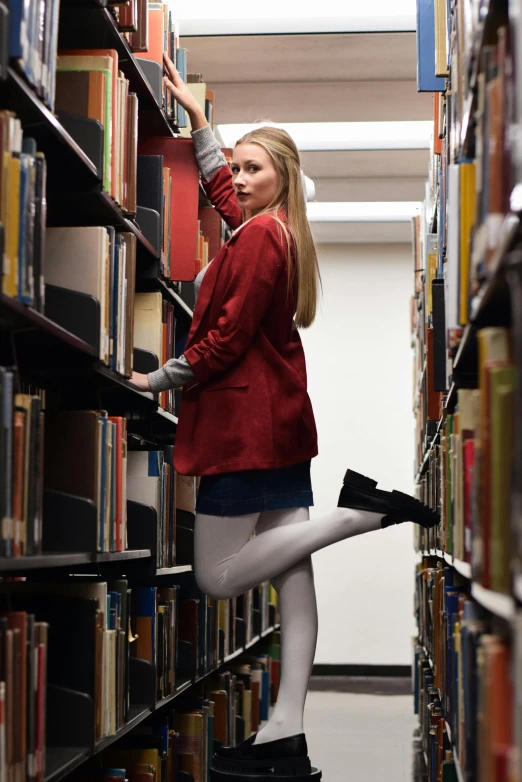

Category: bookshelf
[0, 3, 281, 782]
[412, 1, 522, 779]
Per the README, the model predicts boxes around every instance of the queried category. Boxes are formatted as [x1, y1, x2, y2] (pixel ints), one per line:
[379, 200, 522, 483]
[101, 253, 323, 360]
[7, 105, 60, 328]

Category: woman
[131, 53, 437, 778]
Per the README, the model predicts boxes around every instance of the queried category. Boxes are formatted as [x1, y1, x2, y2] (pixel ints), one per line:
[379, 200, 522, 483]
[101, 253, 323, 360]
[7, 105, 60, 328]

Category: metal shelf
[0, 69, 159, 266]
[419, 549, 515, 616]
[453, 214, 520, 372]
[93, 549, 151, 563]
[156, 564, 192, 576]
[0, 550, 152, 573]
[419, 549, 470, 581]
[156, 408, 178, 426]
[471, 582, 515, 620]
[44, 625, 279, 782]
[0, 293, 97, 360]
[223, 624, 280, 664]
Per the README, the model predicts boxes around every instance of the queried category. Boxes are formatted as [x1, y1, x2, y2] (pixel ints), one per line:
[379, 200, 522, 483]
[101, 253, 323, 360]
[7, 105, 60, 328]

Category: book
[8, 0, 60, 108]
[0, 610, 48, 782]
[412, 23, 522, 748]
[137, 137, 199, 281]
[0, 115, 47, 310]
[416, 0, 446, 91]
[45, 226, 136, 373]
[45, 227, 110, 363]
[44, 410, 128, 553]
[56, 54, 117, 195]
[56, 51, 136, 212]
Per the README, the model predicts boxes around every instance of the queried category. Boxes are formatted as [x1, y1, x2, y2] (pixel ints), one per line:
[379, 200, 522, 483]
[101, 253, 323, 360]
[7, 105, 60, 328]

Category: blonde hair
[234, 124, 321, 329]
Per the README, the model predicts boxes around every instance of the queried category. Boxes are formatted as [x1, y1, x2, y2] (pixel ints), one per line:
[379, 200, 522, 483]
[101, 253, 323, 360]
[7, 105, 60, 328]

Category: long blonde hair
[234, 124, 321, 329]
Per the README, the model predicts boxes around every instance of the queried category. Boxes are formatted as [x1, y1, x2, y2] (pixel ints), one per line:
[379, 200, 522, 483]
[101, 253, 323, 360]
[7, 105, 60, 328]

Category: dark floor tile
[309, 675, 412, 696]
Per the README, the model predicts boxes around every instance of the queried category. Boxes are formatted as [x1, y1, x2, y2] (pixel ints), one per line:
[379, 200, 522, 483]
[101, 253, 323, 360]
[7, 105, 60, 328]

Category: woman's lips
[237, 193, 249, 199]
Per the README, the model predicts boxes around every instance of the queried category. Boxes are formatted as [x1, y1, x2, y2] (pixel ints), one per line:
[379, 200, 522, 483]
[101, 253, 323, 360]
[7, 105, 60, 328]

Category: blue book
[99, 415, 107, 552]
[444, 587, 461, 718]
[8, 1, 26, 61]
[153, 723, 169, 754]
[108, 591, 121, 631]
[176, 48, 187, 127]
[416, 0, 445, 92]
[260, 670, 270, 721]
[148, 450, 161, 477]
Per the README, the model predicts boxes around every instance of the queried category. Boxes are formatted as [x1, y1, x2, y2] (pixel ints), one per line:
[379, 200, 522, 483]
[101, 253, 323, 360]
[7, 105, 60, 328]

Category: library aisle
[306, 681, 424, 782]
[4, 0, 522, 781]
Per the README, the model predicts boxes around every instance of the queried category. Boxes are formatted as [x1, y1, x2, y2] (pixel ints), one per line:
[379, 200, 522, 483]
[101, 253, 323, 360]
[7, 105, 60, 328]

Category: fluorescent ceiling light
[307, 202, 421, 222]
[176, 0, 416, 35]
[217, 121, 432, 151]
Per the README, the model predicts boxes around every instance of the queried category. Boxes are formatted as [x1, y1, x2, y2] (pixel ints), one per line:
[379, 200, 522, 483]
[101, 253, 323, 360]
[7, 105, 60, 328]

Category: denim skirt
[195, 460, 314, 516]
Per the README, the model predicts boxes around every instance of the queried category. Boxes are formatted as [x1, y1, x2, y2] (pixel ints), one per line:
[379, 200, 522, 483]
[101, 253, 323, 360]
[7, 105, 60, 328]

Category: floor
[305, 679, 427, 782]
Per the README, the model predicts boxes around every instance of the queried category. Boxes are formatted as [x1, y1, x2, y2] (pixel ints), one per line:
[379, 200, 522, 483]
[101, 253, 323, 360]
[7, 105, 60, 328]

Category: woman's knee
[194, 564, 238, 600]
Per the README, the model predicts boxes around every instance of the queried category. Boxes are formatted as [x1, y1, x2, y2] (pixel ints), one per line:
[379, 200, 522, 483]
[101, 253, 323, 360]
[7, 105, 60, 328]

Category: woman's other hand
[130, 371, 151, 391]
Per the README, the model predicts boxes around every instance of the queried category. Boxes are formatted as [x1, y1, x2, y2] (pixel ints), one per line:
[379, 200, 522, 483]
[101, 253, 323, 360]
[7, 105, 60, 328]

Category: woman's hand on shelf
[130, 371, 151, 392]
[163, 52, 207, 128]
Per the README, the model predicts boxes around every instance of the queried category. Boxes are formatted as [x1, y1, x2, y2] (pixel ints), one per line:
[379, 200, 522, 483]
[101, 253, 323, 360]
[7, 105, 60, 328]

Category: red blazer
[174, 163, 318, 476]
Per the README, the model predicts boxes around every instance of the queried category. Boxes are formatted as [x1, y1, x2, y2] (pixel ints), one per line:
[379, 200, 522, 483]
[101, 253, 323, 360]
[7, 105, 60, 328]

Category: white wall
[300, 242, 417, 665]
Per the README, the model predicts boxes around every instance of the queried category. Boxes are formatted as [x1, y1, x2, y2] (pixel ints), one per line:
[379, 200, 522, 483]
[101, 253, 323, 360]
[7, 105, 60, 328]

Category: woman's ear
[300, 170, 315, 202]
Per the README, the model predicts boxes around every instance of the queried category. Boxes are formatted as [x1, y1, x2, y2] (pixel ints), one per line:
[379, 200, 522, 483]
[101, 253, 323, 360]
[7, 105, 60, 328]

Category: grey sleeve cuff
[191, 124, 228, 182]
[148, 354, 196, 394]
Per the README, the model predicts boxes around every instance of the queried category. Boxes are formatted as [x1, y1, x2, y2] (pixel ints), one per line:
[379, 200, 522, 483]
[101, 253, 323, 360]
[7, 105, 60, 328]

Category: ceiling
[181, 32, 431, 243]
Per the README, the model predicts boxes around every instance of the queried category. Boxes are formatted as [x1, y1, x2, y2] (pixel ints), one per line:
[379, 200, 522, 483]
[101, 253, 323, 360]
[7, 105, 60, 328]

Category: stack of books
[413, 0, 522, 778]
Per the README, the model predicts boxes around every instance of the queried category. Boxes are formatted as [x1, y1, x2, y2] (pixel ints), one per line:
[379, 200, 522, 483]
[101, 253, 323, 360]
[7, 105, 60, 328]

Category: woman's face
[231, 142, 280, 215]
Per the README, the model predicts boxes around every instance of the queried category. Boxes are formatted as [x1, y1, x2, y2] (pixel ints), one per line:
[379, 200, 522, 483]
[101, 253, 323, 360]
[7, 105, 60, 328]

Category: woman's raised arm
[163, 53, 242, 229]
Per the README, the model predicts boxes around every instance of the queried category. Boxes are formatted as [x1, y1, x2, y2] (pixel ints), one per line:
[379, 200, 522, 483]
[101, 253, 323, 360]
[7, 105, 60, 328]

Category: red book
[138, 138, 199, 280]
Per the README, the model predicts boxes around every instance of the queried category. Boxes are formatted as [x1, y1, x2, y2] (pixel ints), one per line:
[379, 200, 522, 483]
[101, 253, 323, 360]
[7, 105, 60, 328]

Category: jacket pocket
[202, 364, 249, 392]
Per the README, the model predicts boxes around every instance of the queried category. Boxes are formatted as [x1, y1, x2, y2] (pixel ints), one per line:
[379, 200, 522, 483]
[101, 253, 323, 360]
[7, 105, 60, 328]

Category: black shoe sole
[210, 766, 322, 781]
[213, 755, 312, 776]
[339, 470, 439, 529]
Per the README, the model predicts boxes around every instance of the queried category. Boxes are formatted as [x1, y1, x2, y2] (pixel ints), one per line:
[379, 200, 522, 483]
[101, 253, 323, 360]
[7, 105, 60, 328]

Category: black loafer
[338, 470, 439, 529]
[213, 733, 312, 776]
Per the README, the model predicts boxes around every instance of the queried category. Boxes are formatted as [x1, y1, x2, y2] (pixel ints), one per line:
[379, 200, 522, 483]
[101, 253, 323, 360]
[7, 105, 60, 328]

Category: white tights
[194, 505, 384, 744]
